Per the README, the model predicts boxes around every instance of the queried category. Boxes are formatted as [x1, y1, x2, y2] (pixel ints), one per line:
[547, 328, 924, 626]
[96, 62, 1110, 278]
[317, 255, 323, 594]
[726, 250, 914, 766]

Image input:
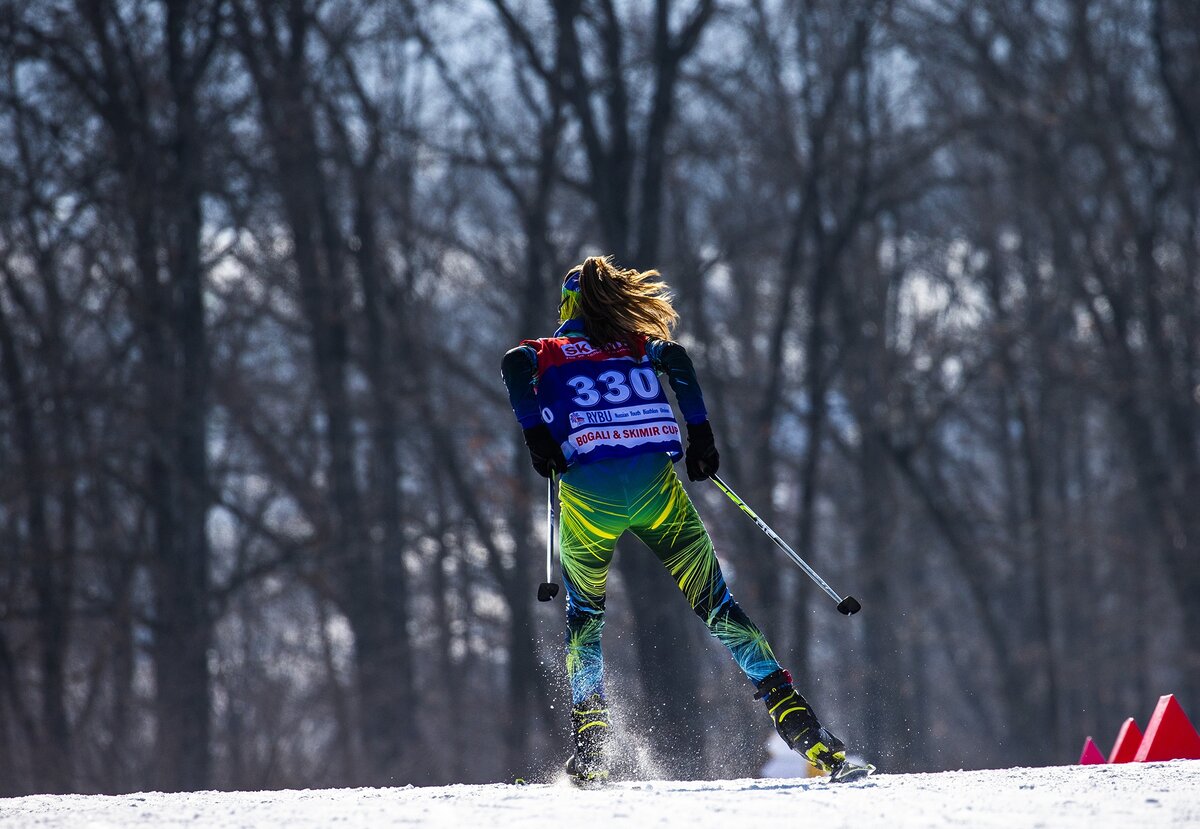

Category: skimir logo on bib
[571, 421, 680, 450]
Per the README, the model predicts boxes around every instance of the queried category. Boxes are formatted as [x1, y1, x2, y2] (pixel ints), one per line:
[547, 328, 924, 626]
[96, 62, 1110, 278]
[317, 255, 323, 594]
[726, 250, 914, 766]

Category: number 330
[567, 368, 660, 407]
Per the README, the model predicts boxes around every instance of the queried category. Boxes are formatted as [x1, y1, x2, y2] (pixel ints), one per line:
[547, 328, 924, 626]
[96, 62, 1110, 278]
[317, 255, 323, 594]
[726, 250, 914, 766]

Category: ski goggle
[560, 269, 582, 321]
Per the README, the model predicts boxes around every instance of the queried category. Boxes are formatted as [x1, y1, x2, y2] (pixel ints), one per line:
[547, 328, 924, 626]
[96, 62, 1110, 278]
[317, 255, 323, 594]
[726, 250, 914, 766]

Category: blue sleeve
[645, 339, 708, 424]
[501, 345, 542, 429]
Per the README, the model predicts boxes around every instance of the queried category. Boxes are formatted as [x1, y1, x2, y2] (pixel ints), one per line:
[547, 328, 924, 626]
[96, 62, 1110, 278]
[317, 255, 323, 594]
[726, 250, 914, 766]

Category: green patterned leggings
[558, 452, 782, 704]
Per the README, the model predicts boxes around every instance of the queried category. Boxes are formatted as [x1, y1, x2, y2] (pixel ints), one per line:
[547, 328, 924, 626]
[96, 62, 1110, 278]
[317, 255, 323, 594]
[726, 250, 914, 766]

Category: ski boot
[755, 669, 874, 783]
[565, 694, 610, 787]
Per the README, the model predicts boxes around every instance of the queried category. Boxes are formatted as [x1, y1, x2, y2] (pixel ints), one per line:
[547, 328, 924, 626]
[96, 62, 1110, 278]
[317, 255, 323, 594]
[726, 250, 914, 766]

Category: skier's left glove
[523, 424, 568, 478]
[685, 420, 720, 481]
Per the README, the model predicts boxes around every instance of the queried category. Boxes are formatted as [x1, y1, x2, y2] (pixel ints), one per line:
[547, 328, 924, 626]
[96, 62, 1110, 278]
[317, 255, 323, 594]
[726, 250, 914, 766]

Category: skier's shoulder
[502, 342, 537, 370]
[510, 335, 565, 365]
[645, 338, 692, 368]
[503, 335, 590, 375]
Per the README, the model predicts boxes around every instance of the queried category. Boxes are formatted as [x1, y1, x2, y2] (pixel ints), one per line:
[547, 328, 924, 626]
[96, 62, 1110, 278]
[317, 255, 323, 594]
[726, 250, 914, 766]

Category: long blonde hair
[565, 255, 678, 351]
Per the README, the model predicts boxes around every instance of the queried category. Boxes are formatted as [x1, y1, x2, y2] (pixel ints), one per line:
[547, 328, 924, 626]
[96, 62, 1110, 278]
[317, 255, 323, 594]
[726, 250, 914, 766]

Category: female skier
[501, 256, 864, 785]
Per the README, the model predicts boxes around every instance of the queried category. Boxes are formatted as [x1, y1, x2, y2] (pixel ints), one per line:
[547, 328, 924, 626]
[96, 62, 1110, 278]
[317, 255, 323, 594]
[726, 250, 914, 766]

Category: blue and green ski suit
[502, 318, 783, 705]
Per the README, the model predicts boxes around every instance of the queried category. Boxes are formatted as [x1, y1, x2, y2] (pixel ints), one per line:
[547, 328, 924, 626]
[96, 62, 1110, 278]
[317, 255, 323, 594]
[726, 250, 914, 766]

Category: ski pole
[710, 474, 861, 616]
[537, 474, 560, 602]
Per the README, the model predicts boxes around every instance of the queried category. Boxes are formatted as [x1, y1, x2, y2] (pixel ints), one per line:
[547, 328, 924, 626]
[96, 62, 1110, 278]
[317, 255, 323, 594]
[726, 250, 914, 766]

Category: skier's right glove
[685, 420, 720, 481]
[523, 424, 568, 478]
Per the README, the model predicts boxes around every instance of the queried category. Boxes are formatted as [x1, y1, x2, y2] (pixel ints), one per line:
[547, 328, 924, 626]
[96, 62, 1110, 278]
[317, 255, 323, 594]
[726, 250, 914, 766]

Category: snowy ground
[2, 761, 1198, 828]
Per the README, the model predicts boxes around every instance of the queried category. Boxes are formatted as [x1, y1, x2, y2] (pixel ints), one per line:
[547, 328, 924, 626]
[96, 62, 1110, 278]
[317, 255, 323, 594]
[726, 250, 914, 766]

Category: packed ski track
[2, 761, 1197, 828]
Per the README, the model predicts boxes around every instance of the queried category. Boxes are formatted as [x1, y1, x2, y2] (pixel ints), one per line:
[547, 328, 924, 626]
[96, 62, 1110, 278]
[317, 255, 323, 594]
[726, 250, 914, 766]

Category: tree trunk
[0, 287, 71, 791]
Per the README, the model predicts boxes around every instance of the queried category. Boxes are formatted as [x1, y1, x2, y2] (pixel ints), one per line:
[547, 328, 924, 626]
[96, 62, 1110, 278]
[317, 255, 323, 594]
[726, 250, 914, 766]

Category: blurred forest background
[1, 0, 1198, 796]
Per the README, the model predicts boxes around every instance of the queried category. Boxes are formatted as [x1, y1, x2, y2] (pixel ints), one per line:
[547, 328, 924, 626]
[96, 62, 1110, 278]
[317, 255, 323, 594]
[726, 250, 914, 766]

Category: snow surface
[2, 761, 1198, 829]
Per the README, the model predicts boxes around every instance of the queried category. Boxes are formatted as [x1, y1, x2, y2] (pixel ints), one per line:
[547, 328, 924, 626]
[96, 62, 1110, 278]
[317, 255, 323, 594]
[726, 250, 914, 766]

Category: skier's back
[501, 255, 866, 784]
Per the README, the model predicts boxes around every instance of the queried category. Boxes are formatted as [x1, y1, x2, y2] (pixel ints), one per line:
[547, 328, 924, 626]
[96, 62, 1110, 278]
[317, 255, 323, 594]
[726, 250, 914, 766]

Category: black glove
[685, 420, 720, 481]
[523, 424, 568, 478]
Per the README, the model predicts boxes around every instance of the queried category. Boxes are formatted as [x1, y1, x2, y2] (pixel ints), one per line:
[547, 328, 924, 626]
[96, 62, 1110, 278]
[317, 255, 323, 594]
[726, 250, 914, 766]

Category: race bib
[528, 336, 683, 466]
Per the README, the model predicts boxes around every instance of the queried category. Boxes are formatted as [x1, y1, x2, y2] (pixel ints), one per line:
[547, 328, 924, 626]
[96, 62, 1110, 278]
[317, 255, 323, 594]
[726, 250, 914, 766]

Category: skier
[501, 255, 866, 785]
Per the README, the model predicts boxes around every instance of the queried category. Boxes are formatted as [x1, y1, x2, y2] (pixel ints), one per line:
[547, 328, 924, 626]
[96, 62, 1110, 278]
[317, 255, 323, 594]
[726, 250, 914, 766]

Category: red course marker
[1133, 694, 1200, 763]
[1079, 737, 1106, 765]
[1108, 717, 1143, 764]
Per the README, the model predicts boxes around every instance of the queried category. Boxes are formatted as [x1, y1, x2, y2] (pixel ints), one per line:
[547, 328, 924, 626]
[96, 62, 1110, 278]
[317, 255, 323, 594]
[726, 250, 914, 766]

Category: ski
[829, 761, 876, 783]
[564, 755, 610, 788]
